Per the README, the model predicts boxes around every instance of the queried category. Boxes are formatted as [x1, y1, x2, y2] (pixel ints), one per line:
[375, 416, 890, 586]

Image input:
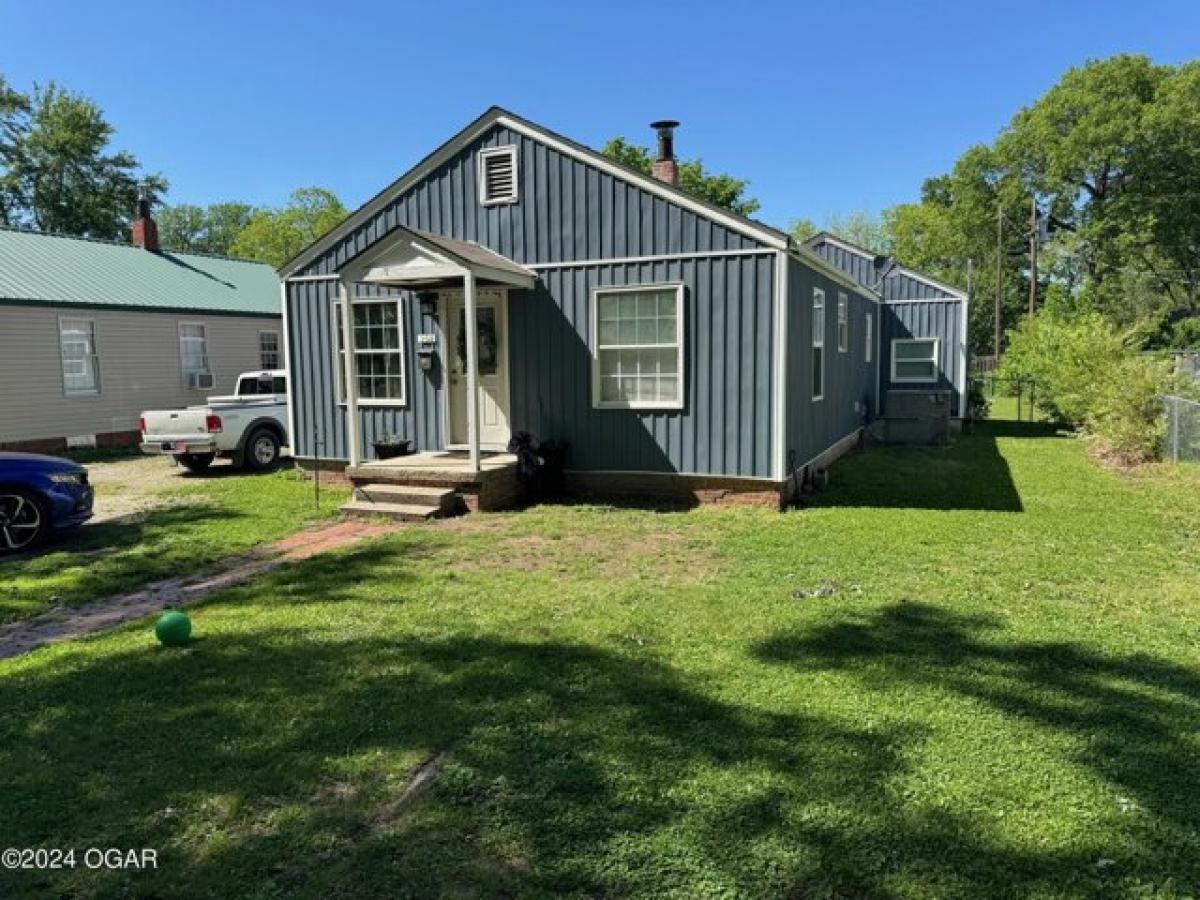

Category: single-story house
[804, 232, 969, 418]
[279, 107, 967, 508]
[0, 203, 281, 453]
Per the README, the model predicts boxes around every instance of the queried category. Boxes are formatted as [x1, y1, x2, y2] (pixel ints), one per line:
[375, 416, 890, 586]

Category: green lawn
[0, 467, 345, 624]
[2, 424, 1199, 898]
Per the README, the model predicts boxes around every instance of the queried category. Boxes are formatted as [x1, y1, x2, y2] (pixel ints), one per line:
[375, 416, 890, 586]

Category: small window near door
[592, 284, 683, 409]
[479, 145, 519, 205]
[333, 299, 407, 405]
[812, 287, 825, 401]
[891, 338, 939, 383]
[60, 318, 100, 394]
[259, 330, 280, 369]
[837, 292, 849, 352]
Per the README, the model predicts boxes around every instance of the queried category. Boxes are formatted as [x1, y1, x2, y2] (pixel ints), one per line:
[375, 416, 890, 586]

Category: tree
[824, 210, 891, 254]
[600, 137, 760, 216]
[0, 80, 165, 238]
[158, 201, 258, 256]
[230, 187, 347, 268]
[788, 218, 817, 244]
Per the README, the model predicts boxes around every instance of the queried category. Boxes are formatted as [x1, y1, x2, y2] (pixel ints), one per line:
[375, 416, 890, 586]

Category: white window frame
[812, 287, 825, 402]
[478, 144, 519, 206]
[865, 311, 873, 363]
[178, 322, 211, 389]
[259, 330, 281, 370]
[837, 291, 849, 353]
[591, 282, 685, 411]
[332, 296, 408, 407]
[890, 338, 940, 384]
[58, 316, 100, 396]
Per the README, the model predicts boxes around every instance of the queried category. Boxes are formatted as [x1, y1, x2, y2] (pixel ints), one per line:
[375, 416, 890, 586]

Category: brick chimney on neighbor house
[650, 120, 680, 187]
[131, 184, 159, 251]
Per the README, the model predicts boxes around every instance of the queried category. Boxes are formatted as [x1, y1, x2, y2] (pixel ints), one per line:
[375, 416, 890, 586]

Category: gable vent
[479, 145, 518, 205]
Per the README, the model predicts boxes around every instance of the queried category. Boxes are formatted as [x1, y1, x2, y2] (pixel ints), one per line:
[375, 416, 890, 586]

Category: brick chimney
[131, 184, 159, 251]
[650, 120, 680, 187]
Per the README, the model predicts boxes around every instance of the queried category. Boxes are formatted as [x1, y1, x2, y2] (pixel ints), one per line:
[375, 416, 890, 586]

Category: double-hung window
[593, 284, 683, 409]
[812, 287, 825, 401]
[179, 323, 211, 388]
[334, 298, 407, 405]
[60, 318, 99, 394]
[259, 330, 281, 369]
[891, 338, 939, 383]
[837, 292, 849, 352]
[865, 312, 873, 363]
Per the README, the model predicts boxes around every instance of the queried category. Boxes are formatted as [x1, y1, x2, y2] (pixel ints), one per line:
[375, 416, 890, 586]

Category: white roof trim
[787, 245, 882, 304]
[809, 232, 968, 300]
[279, 107, 787, 277]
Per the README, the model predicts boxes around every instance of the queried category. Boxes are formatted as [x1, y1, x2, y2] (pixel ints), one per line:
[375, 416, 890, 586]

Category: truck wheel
[0, 488, 49, 553]
[174, 453, 215, 474]
[245, 429, 281, 472]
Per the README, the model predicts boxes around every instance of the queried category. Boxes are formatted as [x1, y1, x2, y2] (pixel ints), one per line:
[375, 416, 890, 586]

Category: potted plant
[372, 433, 412, 460]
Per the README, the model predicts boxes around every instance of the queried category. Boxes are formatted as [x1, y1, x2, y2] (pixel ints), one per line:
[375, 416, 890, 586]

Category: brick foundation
[561, 471, 785, 509]
[0, 429, 139, 454]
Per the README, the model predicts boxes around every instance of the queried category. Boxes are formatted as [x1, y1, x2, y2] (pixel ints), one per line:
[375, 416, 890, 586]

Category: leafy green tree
[600, 137, 760, 216]
[788, 218, 817, 244]
[824, 210, 891, 254]
[158, 201, 258, 256]
[230, 187, 347, 268]
[0, 80, 165, 238]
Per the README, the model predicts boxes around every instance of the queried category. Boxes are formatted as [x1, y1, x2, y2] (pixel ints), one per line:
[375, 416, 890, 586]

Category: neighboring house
[280, 107, 964, 504]
[0, 204, 281, 453]
[805, 232, 969, 417]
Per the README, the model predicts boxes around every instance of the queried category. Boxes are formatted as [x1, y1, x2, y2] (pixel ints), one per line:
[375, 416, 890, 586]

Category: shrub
[1086, 354, 1175, 463]
[998, 311, 1127, 424]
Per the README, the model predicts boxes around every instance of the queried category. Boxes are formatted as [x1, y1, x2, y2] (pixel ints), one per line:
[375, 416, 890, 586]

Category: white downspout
[463, 269, 481, 473]
[339, 279, 361, 468]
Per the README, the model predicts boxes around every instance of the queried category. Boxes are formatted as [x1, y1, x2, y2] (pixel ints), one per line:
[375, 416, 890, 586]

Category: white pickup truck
[140, 371, 290, 473]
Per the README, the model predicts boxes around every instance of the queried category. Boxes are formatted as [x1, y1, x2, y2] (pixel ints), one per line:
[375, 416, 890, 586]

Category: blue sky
[3, 0, 1197, 232]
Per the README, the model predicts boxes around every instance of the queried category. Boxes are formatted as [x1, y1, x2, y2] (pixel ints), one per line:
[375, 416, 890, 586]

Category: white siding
[0, 304, 282, 444]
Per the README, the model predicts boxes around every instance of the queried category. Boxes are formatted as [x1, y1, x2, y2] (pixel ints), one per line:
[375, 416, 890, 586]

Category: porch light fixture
[417, 291, 438, 319]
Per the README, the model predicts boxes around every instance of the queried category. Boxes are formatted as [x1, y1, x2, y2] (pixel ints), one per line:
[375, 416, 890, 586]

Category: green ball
[155, 610, 192, 646]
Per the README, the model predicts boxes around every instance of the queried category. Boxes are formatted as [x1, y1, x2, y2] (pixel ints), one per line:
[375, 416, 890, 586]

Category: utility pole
[994, 203, 1003, 359]
[1028, 196, 1038, 316]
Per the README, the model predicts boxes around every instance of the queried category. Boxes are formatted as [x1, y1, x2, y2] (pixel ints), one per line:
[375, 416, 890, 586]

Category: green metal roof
[0, 227, 280, 316]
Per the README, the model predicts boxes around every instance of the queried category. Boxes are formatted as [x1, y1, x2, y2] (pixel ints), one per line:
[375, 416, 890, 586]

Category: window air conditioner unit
[188, 371, 215, 390]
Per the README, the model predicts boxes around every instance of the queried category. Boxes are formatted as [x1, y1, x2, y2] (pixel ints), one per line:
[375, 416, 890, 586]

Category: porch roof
[337, 224, 536, 290]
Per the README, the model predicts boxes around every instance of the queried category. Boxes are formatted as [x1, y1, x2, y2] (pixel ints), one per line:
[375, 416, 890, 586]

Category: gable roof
[279, 106, 790, 278]
[805, 231, 967, 300]
[0, 227, 280, 316]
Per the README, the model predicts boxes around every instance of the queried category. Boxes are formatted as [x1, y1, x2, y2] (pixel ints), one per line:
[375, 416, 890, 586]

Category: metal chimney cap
[650, 120, 680, 130]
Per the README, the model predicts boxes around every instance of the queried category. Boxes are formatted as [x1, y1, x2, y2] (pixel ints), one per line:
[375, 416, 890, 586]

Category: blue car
[0, 453, 94, 553]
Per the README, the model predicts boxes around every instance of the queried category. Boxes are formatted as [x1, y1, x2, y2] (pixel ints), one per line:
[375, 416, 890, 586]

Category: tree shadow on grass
[813, 422, 1044, 513]
[4, 597, 1194, 896]
[0, 503, 246, 622]
[755, 602, 1200, 889]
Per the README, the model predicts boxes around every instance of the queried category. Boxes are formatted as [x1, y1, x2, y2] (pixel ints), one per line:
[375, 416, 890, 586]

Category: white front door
[444, 289, 511, 449]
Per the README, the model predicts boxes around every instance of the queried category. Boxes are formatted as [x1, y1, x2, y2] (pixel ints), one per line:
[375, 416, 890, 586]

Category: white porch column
[338, 279, 362, 468]
[463, 270, 481, 473]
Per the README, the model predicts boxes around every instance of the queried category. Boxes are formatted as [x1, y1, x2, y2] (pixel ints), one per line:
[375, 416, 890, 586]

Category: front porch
[343, 451, 523, 520]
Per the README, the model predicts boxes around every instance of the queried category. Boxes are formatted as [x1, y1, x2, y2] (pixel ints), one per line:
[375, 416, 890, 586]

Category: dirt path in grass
[0, 519, 396, 660]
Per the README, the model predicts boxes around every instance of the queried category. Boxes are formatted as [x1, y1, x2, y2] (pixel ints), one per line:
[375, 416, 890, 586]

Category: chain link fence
[1162, 395, 1200, 464]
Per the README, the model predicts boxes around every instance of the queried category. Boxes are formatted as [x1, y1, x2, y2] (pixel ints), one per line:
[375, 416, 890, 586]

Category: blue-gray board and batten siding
[784, 255, 877, 467]
[286, 120, 784, 479]
[879, 299, 965, 415]
[807, 238, 959, 302]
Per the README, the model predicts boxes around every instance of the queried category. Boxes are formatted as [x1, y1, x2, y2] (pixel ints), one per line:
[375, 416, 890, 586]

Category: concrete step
[355, 483, 456, 511]
[340, 499, 443, 522]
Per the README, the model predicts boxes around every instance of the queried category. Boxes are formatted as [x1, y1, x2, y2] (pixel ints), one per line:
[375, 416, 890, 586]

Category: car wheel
[0, 488, 49, 553]
[245, 429, 281, 472]
[174, 452, 215, 474]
